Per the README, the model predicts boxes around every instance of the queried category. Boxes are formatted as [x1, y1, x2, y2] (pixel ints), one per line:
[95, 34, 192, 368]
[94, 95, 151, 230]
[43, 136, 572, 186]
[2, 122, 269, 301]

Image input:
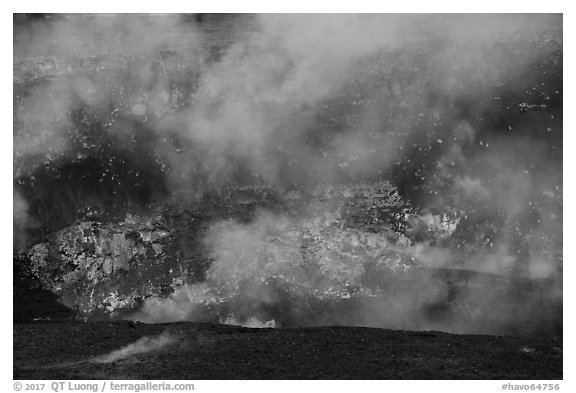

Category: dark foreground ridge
[14, 321, 562, 380]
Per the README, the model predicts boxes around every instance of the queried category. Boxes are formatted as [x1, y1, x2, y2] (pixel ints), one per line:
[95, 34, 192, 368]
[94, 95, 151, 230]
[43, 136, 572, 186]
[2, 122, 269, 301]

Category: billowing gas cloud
[14, 14, 562, 336]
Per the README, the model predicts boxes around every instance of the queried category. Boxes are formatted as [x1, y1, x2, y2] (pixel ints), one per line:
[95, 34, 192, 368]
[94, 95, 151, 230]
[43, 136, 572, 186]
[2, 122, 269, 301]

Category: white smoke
[14, 14, 562, 336]
[93, 331, 179, 363]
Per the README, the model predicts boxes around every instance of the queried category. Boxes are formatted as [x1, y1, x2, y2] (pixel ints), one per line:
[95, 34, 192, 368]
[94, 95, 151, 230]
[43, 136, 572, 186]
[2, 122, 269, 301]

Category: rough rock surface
[13, 321, 562, 379]
[21, 182, 452, 320]
[26, 213, 176, 317]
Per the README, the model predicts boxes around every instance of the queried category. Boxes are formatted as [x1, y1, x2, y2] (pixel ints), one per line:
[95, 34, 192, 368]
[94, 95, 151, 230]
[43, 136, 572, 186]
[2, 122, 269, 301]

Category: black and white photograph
[11, 9, 564, 383]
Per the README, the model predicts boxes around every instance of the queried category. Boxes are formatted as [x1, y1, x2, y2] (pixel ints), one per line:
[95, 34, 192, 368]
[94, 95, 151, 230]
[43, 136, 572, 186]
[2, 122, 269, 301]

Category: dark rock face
[16, 181, 561, 338]
[22, 182, 418, 319]
[26, 214, 174, 317]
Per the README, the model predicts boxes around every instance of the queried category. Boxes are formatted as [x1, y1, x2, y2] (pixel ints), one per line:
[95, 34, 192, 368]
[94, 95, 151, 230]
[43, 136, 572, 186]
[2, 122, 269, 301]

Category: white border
[3, 3, 571, 391]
